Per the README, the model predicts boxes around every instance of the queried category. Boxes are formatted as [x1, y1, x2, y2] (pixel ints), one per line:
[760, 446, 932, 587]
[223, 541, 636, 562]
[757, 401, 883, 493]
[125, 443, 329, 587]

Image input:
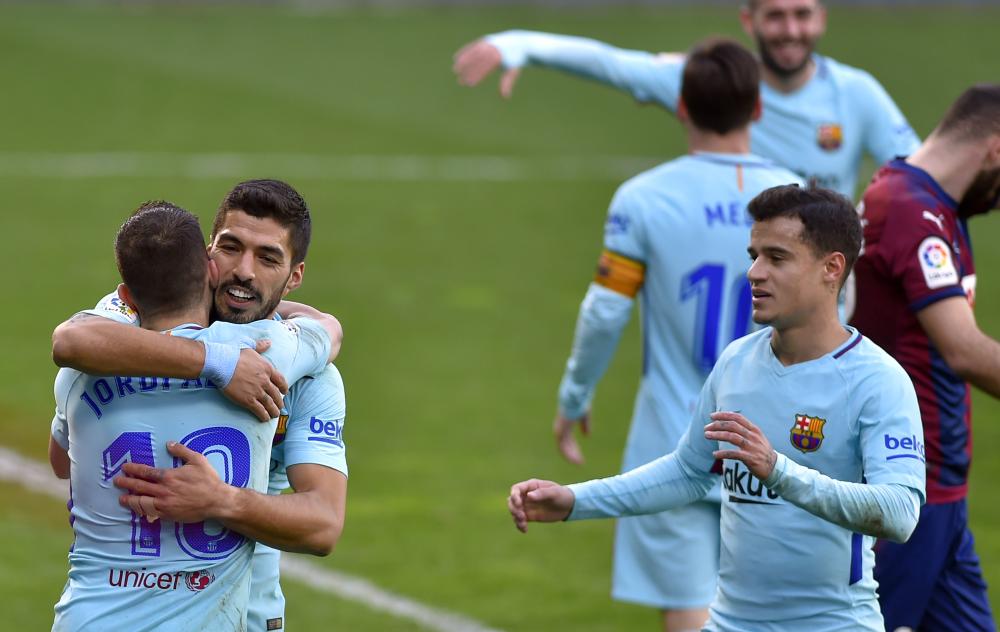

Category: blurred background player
[509, 184, 925, 632]
[851, 83, 1000, 632]
[49, 202, 335, 630]
[51, 180, 348, 632]
[546, 38, 799, 631]
[453, 0, 918, 199]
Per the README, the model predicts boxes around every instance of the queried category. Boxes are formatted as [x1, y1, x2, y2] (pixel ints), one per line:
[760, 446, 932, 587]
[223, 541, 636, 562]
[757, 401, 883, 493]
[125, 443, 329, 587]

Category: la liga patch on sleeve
[918, 236, 958, 289]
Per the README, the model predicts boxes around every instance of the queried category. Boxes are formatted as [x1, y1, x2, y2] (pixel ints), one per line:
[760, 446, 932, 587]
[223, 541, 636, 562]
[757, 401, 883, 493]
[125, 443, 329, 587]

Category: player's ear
[751, 96, 763, 122]
[739, 4, 755, 38]
[823, 252, 846, 288]
[814, 3, 828, 35]
[117, 283, 139, 312]
[283, 262, 304, 296]
[986, 133, 1000, 167]
[207, 257, 220, 289]
[677, 98, 690, 124]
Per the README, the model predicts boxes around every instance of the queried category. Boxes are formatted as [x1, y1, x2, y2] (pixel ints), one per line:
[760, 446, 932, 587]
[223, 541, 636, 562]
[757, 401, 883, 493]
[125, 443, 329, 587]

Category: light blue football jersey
[51, 318, 331, 631]
[489, 32, 920, 197]
[604, 152, 801, 472]
[74, 291, 348, 631]
[251, 363, 348, 631]
[570, 327, 926, 631]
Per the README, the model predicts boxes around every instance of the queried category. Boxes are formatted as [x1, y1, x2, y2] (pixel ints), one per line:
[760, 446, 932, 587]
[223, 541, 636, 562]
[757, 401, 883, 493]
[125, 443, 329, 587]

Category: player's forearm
[558, 284, 633, 419]
[567, 452, 715, 520]
[215, 486, 344, 556]
[277, 300, 343, 363]
[764, 454, 921, 542]
[53, 315, 204, 378]
[486, 30, 672, 106]
[948, 332, 1000, 399]
[48, 436, 70, 479]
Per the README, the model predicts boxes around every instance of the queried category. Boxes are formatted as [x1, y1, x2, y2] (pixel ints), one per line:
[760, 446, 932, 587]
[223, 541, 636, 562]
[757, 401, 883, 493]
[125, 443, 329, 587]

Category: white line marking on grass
[279, 556, 504, 632]
[0, 151, 661, 182]
[0, 444, 504, 632]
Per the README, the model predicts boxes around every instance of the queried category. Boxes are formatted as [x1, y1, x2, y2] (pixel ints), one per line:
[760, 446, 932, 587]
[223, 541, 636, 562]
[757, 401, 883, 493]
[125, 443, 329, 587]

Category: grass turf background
[1, 4, 998, 629]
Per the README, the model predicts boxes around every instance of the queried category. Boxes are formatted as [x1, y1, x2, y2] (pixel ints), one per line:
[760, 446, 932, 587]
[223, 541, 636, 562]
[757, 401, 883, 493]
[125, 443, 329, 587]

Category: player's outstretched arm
[453, 31, 683, 110]
[52, 313, 286, 421]
[917, 296, 1000, 398]
[507, 479, 575, 533]
[116, 443, 347, 555]
[277, 300, 343, 363]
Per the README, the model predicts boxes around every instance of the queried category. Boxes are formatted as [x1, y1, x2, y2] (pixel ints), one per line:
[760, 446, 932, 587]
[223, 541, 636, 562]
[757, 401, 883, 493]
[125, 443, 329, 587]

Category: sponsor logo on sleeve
[308, 416, 344, 447]
[790, 414, 826, 453]
[883, 433, 925, 463]
[918, 236, 959, 289]
[281, 320, 301, 336]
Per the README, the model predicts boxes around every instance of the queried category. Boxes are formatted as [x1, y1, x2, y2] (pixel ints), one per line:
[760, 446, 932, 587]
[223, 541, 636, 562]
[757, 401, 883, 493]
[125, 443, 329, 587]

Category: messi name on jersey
[790, 414, 826, 453]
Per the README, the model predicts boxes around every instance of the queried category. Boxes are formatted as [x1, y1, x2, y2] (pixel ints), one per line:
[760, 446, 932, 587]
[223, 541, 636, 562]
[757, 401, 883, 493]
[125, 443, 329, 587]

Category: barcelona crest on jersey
[816, 123, 843, 151]
[790, 414, 826, 453]
[273, 412, 288, 445]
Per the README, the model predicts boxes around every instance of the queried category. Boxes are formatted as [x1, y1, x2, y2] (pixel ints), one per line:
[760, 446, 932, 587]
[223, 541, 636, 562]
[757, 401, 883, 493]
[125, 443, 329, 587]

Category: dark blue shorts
[875, 499, 995, 631]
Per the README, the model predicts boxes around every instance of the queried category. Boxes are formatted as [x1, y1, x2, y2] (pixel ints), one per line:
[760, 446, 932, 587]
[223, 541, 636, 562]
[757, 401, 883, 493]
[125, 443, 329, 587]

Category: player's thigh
[921, 510, 995, 632]
[875, 505, 953, 629]
[612, 500, 720, 610]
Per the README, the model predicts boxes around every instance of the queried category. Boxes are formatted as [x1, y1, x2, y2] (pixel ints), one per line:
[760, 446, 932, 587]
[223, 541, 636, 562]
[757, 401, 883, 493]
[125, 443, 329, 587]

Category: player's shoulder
[818, 54, 884, 92]
[837, 331, 912, 387]
[288, 363, 344, 395]
[616, 157, 692, 197]
[717, 327, 772, 368]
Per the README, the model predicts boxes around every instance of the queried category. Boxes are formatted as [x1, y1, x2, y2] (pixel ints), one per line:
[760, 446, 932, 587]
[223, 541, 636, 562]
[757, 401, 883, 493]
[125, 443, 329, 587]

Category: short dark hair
[934, 84, 1000, 141]
[115, 201, 208, 318]
[748, 184, 862, 285]
[211, 179, 311, 265]
[681, 38, 759, 135]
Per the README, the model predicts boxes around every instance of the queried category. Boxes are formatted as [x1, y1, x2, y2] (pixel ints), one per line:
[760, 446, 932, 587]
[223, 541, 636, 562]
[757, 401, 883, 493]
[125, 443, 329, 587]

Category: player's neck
[140, 306, 211, 333]
[906, 137, 980, 203]
[687, 127, 751, 155]
[760, 58, 816, 94]
[770, 312, 849, 366]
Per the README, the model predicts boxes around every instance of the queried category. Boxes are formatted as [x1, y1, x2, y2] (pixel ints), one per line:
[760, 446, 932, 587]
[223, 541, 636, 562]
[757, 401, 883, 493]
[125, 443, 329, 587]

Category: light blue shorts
[249, 543, 286, 631]
[612, 498, 720, 610]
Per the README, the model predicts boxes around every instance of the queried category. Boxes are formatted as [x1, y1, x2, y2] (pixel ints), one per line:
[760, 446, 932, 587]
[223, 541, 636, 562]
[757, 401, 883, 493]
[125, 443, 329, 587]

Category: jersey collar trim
[889, 159, 959, 211]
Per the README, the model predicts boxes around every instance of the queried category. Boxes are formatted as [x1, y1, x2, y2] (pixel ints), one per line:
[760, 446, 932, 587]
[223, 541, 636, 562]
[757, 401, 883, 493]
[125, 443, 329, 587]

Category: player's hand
[507, 479, 574, 533]
[115, 441, 234, 523]
[704, 411, 778, 480]
[452, 39, 522, 99]
[222, 341, 288, 422]
[553, 411, 590, 465]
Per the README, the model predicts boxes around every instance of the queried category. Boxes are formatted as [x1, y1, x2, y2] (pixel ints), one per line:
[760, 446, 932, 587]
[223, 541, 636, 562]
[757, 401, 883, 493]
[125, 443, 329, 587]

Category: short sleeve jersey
[675, 328, 924, 629]
[601, 153, 801, 460]
[52, 318, 330, 630]
[851, 159, 975, 503]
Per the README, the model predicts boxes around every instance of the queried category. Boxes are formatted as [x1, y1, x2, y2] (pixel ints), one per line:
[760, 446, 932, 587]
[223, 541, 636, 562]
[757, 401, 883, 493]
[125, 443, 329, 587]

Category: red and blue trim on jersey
[852, 159, 974, 504]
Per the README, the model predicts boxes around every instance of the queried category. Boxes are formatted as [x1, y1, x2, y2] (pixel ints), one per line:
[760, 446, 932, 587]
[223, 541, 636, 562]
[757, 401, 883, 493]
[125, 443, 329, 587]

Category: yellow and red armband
[594, 249, 645, 298]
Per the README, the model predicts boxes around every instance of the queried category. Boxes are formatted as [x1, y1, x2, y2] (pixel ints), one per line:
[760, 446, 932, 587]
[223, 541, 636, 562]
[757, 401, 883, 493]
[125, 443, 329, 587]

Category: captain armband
[594, 249, 645, 298]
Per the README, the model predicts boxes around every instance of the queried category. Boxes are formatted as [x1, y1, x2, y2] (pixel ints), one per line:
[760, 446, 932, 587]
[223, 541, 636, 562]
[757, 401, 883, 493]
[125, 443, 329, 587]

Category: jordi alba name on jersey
[52, 319, 330, 631]
[678, 327, 924, 626]
[603, 152, 800, 456]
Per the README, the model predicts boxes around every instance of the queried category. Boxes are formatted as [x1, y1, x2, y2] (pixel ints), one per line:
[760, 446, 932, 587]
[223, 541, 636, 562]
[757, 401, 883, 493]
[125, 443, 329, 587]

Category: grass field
[1, 3, 999, 629]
